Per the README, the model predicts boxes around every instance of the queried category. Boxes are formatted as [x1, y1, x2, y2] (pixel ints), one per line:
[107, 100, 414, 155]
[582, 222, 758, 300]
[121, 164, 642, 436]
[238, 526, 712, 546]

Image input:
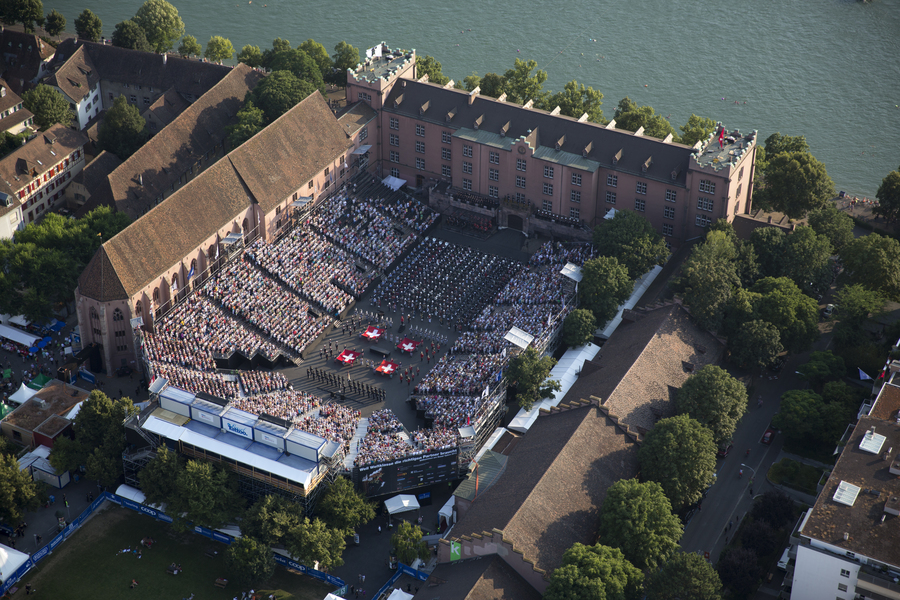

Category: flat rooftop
[870, 379, 900, 422]
[5, 381, 89, 431]
[802, 416, 900, 567]
[351, 46, 414, 83]
[693, 128, 756, 170]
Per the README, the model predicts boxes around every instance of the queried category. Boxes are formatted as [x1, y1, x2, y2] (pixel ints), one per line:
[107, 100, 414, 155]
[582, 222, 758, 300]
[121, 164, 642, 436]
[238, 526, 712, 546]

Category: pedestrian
[25, 584, 32, 595]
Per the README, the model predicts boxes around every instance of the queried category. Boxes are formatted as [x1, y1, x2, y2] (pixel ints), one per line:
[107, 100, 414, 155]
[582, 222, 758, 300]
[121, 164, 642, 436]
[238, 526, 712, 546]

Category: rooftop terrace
[350, 44, 414, 84]
[692, 126, 757, 171]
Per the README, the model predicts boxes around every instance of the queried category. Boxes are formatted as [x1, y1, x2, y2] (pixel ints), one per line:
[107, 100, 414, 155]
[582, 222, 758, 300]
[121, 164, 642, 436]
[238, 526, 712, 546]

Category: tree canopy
[644, 552, 723, 600]
[544, 543, 643, 600]
[331, 41, 360, 85]
[612, 97, 676, 140]
[0, 453, 39, 523]
[797, 351, 845, 390]
[43, 8, 65, 38]
[593, 210, 668, 280]
[562, 308, 596, 347]
[716, 548, 761, 599]
[237, 44, 264, 68]
[112, 20, 152, 52]
[283, 517, 346, 570]
[597, 479, 682, 570]
[840, 234, 900, 301]
[638, 414, 717, 510]
[176, 34, 202, 58]
[133, 0, 184, 53]
[772, 389, 824, 440]
[758, 151, 835, 218]
[506, 346, 560, 412]
[166, 459, 244, 531]
[729, 319, 783, 369]
[807, 203, 855, 251]
[679, 114, 717, 147]
[225, 536, 274, 588]
[204, 35, 234, 64]
[750, 277, 820, 354]
[22, 84, 73, 130]
[677, 365, 747, 444]
[416, 55, 450, 86]
[74, 9, 103, 41]
[875, 168, 900, 224]
[137, 445, 181, 508]
[97, 95, 150, 159]
[49, 390, 137, 487]
[391, 521, 429, 566]
[1, 0, 43, 33]
[316, 477, 375, 533]
[579, 256, 633, 326]
[678, 231, 739, 331]
[251, 70, 317, 123]
[500, 58, 548, 106]
[241, 494, 305, 547]
[226, 98, 265, 149]
[750, 490, 795, 530]
[298, 39, 333, 80]
[545, 80, 605, 123]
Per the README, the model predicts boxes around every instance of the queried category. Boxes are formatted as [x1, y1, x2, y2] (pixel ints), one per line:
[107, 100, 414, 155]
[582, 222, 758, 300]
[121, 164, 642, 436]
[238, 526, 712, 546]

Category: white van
[777, 547, 790, 570]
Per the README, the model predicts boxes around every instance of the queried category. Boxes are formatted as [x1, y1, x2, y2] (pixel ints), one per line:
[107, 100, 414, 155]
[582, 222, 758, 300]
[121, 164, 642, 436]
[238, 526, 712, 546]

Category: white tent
[324, 595, 345, 600]
[0, 542, 30, 581]
[384, 494, 420, 515]
[439, 496, 455, 524]
[386, 590, 414, 600]
[382, 175, 406, 191]
[0, 323, 40, 348]
[597, 265, 663, 339]
[8, 382, 37, 405]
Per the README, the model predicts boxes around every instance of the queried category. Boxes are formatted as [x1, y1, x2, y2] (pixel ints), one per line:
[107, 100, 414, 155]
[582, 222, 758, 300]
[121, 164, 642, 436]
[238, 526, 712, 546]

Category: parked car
[777, 547, 790, 570]
[823, 304, 836, 318]
[717, 441, 734, 458]
[762, 428, 776, 444]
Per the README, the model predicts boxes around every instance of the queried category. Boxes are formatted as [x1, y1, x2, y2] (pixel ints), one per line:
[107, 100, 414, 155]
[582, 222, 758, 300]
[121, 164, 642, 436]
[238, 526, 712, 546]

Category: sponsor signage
[223, 419, 252, 440]
[357, 448, 459, 497]
[194, 409, 217, 425]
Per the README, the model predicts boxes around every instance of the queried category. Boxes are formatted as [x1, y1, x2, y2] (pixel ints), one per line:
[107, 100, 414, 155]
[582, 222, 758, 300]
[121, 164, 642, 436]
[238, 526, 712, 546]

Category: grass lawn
[767, 458, 825, 496]
[14, 504, 334, 600]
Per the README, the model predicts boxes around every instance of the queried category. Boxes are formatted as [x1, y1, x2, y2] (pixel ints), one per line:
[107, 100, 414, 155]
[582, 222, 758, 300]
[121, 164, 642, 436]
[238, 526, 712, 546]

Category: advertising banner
[357, 448, 458, 497]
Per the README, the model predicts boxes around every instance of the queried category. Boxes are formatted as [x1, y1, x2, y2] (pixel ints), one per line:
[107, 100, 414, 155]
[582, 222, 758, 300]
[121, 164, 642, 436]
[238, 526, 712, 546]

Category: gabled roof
[383, 80, 693, 184]
[425, 556, 542, 600]
[141, 86, 190, 128]
[227, 91, 351, 213]
[336, 100, 376, 137]
[45, 45, 98, 102]
[95, 157, 253, 298]
[77, 244, 129, 302]
[563, 304, 723, 434]
[72, 150, 123, 217]
[49, 39, 230, 99]
[450, 403, 640, 574]
[0, 29, 54, 90]
[0, 77, 24, 114]
[109, 63, 263, 219]
[0, 124, 88, 197]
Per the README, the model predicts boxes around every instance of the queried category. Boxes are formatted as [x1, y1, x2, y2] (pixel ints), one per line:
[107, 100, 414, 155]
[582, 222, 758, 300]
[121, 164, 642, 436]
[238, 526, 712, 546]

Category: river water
[48, 0, 899, 198]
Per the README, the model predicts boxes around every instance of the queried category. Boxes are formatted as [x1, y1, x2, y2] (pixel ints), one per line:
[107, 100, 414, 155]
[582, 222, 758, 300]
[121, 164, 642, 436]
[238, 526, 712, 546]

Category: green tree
[750, 277, 820, 354]
[750, 490, 795, 529]
[807, 203, 855, 251]
[544, 80, 605, 123]
[678, 231, 739, 331]
[74, 8, 102, 41]
[579, 256, 633, 326]
[237, 44, 264, 68]
[592, 211, 668, 280]
[730, 320, 783, 369]
[506, 346, 561, 412]
[677, 365, 748, 444]
[176, 34, 202, 57]
[43, 8, 65, 38]
[242, 494, 305, 546]
[638, 414, 717, 510]
[298, 39, 333, 79]
[226, 98, 265, 148]
[133, 0, 184, 53]
[874, 169, 900, 223]
[97, 96, 150, 159]
[645, 552, 723, 600]
[204, 35, 234, 64]
[331, 41, 360, 85]
[840, 234, 900, 301]
[2, 0, 43, 32]
[720, 286, 760, 339]
[562, 308, 596, 347]
[267, 48, 324, 89]
[773, 389, 824, 440]
[416, 55, 450, 86]
[758, 151, 835, 218]
[462, 72, 481, 92]
[252, 70, 317, 123]
[111, 20, 152, 52]
[678, 114, 717, 147]
[478, 72, 506, 98]
[0, 453, 39, 523]
[502, 58, 548, 105]
[167, 460, 244, 531]
[317, 477, 375, 533]
[391, 521, 429, 566]
[544, 543, 643, 600]
[780, 226, 833, 293]
[612, 97, 676, 139]
[822, 381, 866, 414]
[834, 283, 883, 327]
[48, 391, 137, 487]
[284, 517, 346, 570]
[225, 537, 274, 588]
[764, 132, 810, 156]
[598, 479, 682, 570]
[137, 446, 181, 507]
[797, 351, 845, 390]
[716, 548, 761, 598]
[741, 520, 778, 557]
[21, 84, 73, 129]
[0, 240, 75, 323]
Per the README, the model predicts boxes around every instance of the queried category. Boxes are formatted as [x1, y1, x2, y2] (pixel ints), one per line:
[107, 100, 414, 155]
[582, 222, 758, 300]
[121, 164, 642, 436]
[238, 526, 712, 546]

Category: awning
[352, 144, 372, 155]
[504, 326, 534, 350]
[221, 232, 243, 247]
[291, 196, 313, 208]
[384, 494, 420, 515]
[560, 262, 583, 282]
[0, 323, 40, 347]
[382, 175, 406, 191]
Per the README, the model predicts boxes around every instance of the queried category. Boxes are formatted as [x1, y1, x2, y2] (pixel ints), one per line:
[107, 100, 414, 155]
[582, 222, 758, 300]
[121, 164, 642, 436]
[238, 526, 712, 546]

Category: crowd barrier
[0, 491, 344, 595]
[374, 562, 430, 599]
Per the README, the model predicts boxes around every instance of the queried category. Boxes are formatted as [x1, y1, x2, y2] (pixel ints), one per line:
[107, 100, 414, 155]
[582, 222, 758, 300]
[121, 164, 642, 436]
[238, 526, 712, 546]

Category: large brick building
[347, 44, 757, 242]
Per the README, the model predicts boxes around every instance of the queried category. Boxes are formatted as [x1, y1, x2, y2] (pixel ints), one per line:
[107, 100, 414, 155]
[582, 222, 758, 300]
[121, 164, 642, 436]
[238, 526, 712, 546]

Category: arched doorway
[507, 214, 524, 231]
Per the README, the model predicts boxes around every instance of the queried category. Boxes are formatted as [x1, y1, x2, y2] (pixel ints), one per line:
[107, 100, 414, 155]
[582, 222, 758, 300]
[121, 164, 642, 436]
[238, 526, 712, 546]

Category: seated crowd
[415, 353, 505, 396]
[149, 363, 239, 399]
[417, 394, 502, 430]
[202, 258, 329, 356]
[295, 402, 361, 450]
[528, 241, 596, 267]
[231, 389, 320, 423]
[237, 370, 290, 396]
[369, 196, 437, 234]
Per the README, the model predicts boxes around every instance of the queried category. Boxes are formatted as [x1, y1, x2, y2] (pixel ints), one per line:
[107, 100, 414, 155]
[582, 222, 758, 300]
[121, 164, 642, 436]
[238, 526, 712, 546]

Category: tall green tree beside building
[111, 20, 152, 52]
[74, 9, 103, 41]
[97, 96, 150, 159]
[22, 84, 73, 129]
[133, 0, 185, 53]
[176, 34, 202, 58]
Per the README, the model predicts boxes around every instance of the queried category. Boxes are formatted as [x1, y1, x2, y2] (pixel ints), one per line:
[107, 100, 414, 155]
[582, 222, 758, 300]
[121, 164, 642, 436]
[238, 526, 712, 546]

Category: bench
[214, 578, 228, 588]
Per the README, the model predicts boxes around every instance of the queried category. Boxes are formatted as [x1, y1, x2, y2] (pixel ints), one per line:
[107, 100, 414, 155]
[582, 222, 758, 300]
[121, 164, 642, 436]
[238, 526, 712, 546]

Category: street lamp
[740, 464, 756, 478]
